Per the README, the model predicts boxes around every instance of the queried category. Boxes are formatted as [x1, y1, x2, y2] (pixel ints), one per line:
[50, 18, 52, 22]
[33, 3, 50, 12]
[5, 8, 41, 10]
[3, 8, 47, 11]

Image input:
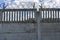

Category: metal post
[35, 9, 42, 40]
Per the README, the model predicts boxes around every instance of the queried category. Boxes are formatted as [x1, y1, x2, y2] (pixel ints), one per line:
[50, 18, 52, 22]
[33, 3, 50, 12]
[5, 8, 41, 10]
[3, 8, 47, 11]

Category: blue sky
[1, 0, 41, 3]
[0, 0, 60, 9]
[0, 0, 4, 3]
[0, 0, 15, 3]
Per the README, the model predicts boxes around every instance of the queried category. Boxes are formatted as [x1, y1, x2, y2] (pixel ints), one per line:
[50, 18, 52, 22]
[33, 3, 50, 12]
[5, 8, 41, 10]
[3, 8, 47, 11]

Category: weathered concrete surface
[41, 23, 60, 40]
[0, 24, 2, 33]
[0, 23, 37, 40]
[1, 23, 36, 32]
[0, 33, 37, 40]
[0, 23, 60, 40]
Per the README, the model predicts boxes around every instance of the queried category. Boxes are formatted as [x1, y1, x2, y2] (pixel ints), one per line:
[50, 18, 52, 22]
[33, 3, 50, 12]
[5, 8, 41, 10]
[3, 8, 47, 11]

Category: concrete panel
[0, 23, 37, 40]
[0, 33, 37, 40]
[0, 24, 3, 33]
[2, 23, 36, 33]
[41, 23, 60, 40]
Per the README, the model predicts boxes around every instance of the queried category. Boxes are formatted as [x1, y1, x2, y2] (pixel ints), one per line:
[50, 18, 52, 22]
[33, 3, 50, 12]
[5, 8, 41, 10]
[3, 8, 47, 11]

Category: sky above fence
[0, 0, 60, 9]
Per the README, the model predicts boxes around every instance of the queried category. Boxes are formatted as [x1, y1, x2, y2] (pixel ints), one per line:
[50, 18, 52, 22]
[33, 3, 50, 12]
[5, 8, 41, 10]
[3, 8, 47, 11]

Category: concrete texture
[41, 23, 60, 40]
[0, 23, 60, 40]
[0, 33, 37, 40]
[0, 23, 37, 40]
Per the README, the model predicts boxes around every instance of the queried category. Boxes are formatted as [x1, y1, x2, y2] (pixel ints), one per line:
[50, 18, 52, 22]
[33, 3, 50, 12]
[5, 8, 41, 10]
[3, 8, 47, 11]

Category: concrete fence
[0, 8, 60, 40]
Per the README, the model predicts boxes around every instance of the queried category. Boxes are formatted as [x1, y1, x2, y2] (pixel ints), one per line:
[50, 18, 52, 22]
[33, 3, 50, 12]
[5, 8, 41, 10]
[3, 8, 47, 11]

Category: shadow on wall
[41, 18, 60, 23]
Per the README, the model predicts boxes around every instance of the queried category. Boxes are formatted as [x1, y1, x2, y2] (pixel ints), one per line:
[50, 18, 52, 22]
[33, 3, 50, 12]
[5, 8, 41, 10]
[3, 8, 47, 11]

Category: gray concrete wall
[0, 23, 60, 40]
[41, 23, 60, 40]
[0, 23, 37, 40]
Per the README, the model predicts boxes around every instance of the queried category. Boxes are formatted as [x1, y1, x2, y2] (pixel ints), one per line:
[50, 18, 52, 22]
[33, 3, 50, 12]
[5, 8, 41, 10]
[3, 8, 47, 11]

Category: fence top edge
[0, 8, 60, 11]
[0, 9, 36, 11]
